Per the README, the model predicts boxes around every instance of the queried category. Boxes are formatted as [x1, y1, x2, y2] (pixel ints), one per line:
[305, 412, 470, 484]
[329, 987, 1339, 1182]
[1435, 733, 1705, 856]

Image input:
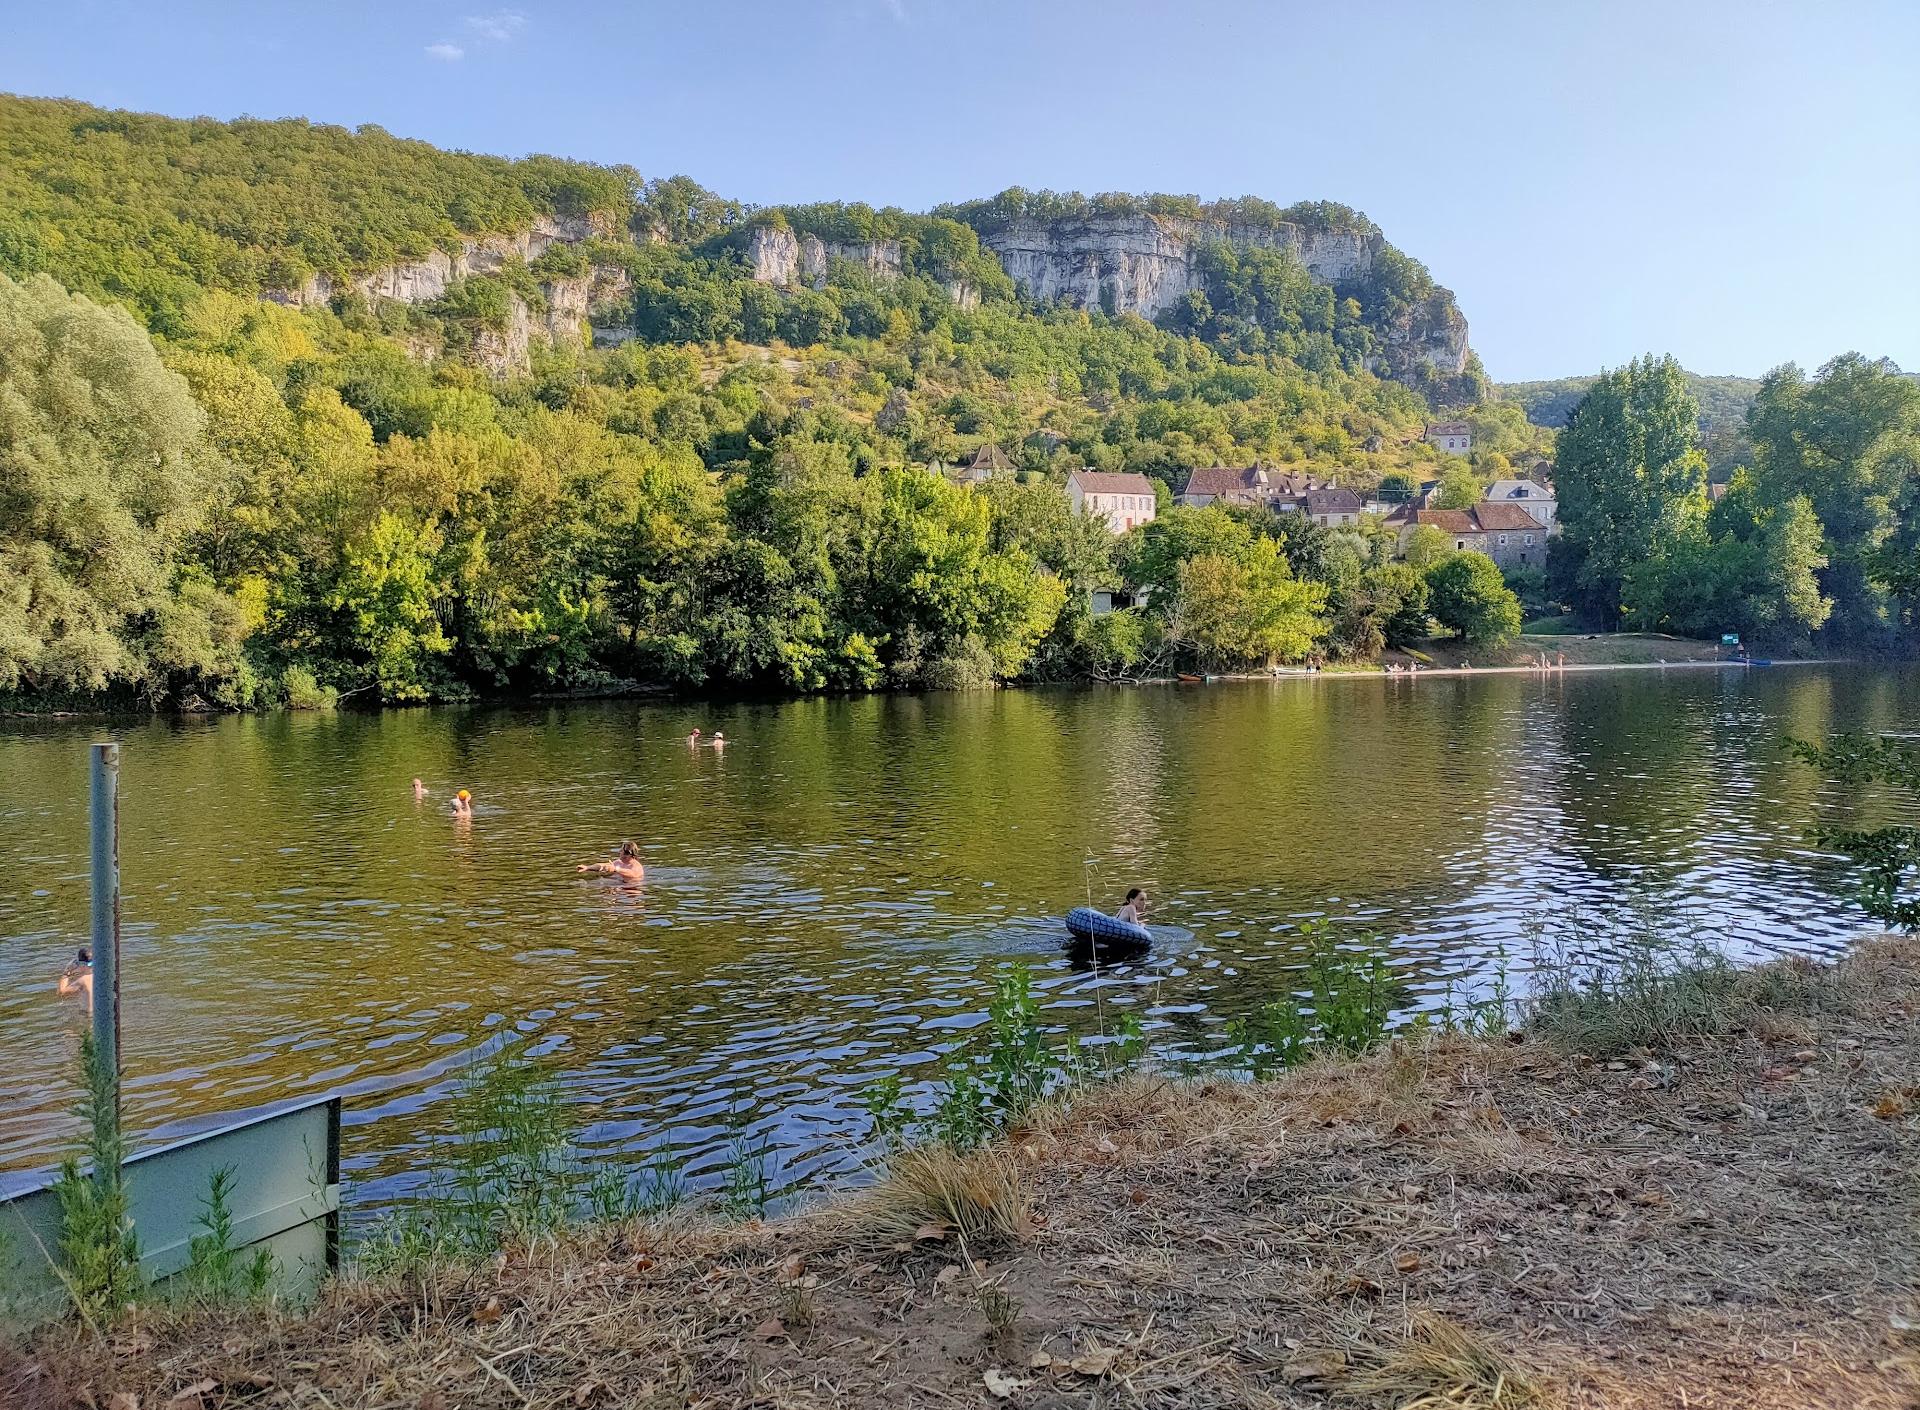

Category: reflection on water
[1, 665, 1914, 1209]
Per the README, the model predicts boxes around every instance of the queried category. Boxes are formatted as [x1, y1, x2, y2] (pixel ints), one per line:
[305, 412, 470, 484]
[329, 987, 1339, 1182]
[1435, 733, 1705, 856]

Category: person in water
[710, 731, 726, 750]
[1116, 887, 1148, 925]
[452, 789, 473, 817]
[578, 840, 645, 881]
[58, 946, 93, 1010]
[687, 728, 702, 746]
[412, 777, 427, 801]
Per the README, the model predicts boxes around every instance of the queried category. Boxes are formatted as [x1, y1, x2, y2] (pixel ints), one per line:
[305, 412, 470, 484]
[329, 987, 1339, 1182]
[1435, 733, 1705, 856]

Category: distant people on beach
[58, 947, 93, 1010]
[578, 841, 646, 882]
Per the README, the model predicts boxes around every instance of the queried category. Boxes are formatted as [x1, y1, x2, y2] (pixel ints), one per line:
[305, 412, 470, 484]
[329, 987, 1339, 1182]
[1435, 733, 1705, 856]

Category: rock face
[740, 209, 1468, 384]
[745, 225, 904, 289]
[980, 214, 1372, 318]
[264, 213, 605, 311]
[265, 212, 630, 375]
[977, 213, 1467, 380]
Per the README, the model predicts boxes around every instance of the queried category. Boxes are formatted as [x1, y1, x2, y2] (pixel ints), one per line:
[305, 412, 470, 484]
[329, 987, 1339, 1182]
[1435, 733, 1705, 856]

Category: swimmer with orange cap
[578, 840, 645, 882]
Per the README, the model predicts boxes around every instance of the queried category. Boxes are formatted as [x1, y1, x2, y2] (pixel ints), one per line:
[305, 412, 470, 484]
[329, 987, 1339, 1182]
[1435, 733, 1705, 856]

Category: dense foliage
[1499, 368, 1763, 434]
[1549, 353, 1920, 648]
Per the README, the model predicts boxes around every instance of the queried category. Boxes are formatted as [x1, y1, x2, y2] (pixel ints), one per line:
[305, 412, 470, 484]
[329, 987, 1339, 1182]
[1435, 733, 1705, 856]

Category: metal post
[89, 742, 121, 1119]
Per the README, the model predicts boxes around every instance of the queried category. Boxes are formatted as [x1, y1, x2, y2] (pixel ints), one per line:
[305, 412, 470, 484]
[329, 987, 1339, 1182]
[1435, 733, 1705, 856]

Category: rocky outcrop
[264, 213, 606, 311]
[473, 296, 536, 378]
[264, 212, 633, 375]
[540, 264, 632, 347]
[980, 213, 1375, 318]
[744, 225, 905, 290]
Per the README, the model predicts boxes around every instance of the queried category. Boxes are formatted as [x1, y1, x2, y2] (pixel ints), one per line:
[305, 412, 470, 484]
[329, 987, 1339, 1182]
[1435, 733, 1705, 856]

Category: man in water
[1116, 888, 1148, 925]
[578, 841, 645, 882]
[687, 729, 702, 746]
[452, 789, 472, 817]
[412, 777, 427, 801]
[58, 947, 93, 1010]
[710, 731, 726, 750]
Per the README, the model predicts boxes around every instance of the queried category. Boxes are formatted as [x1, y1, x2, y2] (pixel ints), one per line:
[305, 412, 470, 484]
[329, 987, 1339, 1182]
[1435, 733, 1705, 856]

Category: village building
[1068, 470, 1158, 535]
[1302, 487, 1365, 528]
[1406, 504, 1548, 570]
[1424, 420, 1472, 455]
[951, 444, 1015, 484]
[1176, 464, 1277, 508]
[1482, 477, 1557, 529]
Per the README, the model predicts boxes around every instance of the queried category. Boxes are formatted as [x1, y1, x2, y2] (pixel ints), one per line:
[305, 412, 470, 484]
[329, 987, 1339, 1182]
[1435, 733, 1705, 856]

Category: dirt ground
[7, 942, 1920, 1410]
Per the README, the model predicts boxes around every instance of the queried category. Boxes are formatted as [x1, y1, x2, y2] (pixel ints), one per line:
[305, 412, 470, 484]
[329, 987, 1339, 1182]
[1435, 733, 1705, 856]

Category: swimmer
[687, 728, 703, 746]
[710, 731, 726, 750]
[578, 840, 645, 882]
[452, 789, 473, 817]
[58, 946, 94, 1011]
[412, 777, 427, 801]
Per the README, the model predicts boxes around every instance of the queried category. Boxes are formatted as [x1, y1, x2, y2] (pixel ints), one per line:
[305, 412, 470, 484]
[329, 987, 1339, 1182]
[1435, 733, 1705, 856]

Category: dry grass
[1336, 1309, 1554, 1408]
[858, 1145, 1033, 1249]
[5, 940, 1919, 1409]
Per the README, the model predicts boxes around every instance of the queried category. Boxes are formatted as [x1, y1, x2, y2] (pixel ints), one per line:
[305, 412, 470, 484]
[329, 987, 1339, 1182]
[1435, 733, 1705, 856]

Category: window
[1524, 534, 1534, 546]
[1456, 540, 1465, 549]
[1498, 535, 1509, 546]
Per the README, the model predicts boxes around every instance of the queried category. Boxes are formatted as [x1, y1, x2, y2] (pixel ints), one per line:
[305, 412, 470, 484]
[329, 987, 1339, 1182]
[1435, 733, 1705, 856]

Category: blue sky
[5, 0, 1917, 381]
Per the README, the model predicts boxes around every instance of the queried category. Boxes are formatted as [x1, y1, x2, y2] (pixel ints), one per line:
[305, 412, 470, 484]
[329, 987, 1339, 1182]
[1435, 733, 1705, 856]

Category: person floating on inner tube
[1116, 887, 1148, 926]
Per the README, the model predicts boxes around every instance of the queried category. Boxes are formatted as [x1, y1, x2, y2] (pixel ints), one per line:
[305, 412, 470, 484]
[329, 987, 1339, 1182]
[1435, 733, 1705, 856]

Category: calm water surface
[1, 665, 1913, 1209]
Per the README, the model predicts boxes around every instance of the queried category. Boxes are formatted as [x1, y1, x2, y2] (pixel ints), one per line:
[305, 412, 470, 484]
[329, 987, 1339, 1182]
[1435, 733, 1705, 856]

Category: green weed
[51, 1035, 140, 1323]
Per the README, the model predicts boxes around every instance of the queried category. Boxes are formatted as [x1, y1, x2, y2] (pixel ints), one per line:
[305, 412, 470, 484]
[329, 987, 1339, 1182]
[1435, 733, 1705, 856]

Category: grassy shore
[7, 940, 1920, 1409]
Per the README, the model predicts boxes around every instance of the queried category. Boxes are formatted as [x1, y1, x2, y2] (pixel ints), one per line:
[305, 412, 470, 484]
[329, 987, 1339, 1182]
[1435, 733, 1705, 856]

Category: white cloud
[464, 10, 527, 42]
[424, 41, 465, 61]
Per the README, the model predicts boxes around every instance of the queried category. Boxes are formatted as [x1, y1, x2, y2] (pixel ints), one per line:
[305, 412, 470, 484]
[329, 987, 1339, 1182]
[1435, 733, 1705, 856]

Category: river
[1, 664, 1911, 1211]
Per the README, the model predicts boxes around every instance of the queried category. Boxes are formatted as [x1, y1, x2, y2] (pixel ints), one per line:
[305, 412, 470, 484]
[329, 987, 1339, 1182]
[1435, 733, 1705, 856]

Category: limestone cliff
[265, 211, 629, 375]
[736, 204, 1471, 391]
[975, 213, 1467, 382]
[744, 225, 903, 289]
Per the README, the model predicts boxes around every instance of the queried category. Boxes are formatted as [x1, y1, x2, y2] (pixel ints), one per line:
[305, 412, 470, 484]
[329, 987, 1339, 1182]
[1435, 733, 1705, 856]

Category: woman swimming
[452, 789, 473, 817]
[578, 840, 645, 882]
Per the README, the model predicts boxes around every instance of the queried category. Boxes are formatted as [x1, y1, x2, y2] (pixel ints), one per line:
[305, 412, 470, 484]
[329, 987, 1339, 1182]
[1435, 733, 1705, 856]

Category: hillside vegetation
[1500, 368, 1762, 433]
[0, 95, 1555, 709]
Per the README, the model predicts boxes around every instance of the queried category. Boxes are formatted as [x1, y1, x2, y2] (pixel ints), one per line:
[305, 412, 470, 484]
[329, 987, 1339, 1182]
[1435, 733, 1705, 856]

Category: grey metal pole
[89, 742, 121, 1120]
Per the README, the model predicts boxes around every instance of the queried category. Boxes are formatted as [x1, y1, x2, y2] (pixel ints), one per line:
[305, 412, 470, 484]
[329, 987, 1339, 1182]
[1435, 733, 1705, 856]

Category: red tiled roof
[1306, 488, 1364, 513]
[1179, 466, 1261, 499]
[1415, 509, 1479, 534]
[1069, 471, 1156, 495]
[1471, 502, 1549, 532]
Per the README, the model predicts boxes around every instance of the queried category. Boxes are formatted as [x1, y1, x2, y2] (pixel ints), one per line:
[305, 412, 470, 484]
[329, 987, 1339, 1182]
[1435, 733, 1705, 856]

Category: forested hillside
[1500, 369, 1762, 433]
[0, 95, 1558, 709]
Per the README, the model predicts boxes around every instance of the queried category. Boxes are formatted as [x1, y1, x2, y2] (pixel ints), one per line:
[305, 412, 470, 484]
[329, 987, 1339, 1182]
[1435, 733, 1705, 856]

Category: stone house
[1407, 504, 1548, 571]
[952, 444, 1015, 485]
[1301, 487, 1365, 529]
[1424, 421, 1472, 455]
[1068, 470, 1158, 535]
[1483, 478, 1556, 529]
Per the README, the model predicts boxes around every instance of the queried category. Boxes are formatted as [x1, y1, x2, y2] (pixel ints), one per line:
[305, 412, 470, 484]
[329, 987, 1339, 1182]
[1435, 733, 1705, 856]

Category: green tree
[1430, 462, 1484, 510]
[1168, 541, 1326, 669]
[1426, 551, 1522, 645]
[0, 273, 246, 701]
[1553, 355, 1707, 626]
[1746, 354, 1920, 641]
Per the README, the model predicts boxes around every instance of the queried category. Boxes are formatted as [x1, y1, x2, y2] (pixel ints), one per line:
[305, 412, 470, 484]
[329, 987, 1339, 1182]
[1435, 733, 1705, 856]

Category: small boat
[1177, 673, 1203, 683]
[1063, 905, 1153, 956]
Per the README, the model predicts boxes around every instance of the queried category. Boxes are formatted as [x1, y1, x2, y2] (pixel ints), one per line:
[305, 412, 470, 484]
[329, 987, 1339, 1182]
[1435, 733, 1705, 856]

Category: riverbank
[9, 939, 1918, 1409]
